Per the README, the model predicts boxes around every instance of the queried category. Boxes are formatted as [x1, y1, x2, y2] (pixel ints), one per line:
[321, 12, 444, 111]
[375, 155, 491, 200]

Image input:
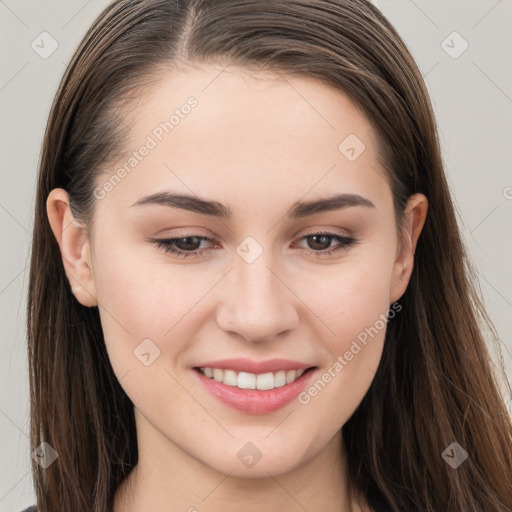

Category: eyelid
[296, 226, 353, 239]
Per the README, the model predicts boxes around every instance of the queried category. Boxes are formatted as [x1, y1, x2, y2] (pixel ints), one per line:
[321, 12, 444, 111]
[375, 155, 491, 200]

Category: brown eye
[151, 231, 357, 260]
[152, 235, 213, 258]
[294, 231, 357, 256]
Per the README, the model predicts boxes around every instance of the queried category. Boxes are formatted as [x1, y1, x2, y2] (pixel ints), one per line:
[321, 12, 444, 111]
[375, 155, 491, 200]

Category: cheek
[93, 229, 205, 328]
[93, 250, 208, 419]
[91, 237, 206, 381]
[304, 251, 395, 349]
[291, 252, 395, 425]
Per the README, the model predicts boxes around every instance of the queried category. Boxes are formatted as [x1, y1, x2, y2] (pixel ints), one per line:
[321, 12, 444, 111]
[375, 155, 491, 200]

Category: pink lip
[194, 358, 314, 374]
[192, 366, 317, 415]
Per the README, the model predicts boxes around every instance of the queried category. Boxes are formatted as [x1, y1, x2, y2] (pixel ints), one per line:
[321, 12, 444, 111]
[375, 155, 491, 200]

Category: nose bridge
[216, 238, 298, 342]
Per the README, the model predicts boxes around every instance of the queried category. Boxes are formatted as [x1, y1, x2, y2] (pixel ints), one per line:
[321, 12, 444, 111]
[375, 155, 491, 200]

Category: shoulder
[20, 507, 37, 512]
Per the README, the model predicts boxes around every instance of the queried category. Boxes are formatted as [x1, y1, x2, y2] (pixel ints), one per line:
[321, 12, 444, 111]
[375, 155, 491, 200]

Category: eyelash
[151, 231, 357, 259]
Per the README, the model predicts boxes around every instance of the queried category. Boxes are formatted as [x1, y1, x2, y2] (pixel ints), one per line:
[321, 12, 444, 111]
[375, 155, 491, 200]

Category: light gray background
[1, 1, 511, 510]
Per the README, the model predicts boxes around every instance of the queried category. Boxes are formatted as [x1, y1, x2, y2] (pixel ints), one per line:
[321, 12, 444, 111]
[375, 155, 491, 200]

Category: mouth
[194, 366, 316, 391]
[192, 362, 318, 415]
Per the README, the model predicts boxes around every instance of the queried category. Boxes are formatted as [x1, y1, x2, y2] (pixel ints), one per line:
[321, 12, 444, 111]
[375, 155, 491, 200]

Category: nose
[215, 249, 299, 344]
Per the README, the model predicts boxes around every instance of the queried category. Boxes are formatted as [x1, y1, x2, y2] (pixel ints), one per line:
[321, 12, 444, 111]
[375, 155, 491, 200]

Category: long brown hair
[27, 1, 512, 511]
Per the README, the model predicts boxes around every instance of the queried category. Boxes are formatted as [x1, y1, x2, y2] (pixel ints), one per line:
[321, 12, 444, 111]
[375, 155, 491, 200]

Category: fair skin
[47, 65, 427, 512]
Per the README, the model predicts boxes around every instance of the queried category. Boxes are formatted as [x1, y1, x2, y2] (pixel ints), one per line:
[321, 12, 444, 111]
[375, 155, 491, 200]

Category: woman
[25, 0, 512, 511]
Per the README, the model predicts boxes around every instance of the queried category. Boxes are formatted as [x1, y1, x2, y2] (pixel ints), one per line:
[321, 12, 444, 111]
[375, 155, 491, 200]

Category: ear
[390, 193, 428, 304]
[46, 188, 98, 307]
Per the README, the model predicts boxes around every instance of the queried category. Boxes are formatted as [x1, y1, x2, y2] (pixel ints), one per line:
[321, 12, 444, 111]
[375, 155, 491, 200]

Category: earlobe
[390, 193, 428, 303]
[46, 188, 98, 307]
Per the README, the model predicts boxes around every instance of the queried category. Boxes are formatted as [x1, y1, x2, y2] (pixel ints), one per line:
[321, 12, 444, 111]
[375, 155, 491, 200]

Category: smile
[192, 363, 318, 415]
[197, 367, 307, 390]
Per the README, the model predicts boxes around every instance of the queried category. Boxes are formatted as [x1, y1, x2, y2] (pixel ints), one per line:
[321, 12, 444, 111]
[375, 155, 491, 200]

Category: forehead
[96, 64, 391, 217]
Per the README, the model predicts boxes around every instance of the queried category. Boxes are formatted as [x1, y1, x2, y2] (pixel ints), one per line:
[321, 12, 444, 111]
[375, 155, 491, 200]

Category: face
[48, 64, 426, 480]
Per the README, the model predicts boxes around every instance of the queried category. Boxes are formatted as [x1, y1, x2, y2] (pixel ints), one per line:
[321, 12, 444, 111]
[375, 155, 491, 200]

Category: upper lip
[194, 358, 316, 374]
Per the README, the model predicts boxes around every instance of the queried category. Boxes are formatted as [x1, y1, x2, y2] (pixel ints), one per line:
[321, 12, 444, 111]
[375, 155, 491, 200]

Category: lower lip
[193, 367, 317, 415]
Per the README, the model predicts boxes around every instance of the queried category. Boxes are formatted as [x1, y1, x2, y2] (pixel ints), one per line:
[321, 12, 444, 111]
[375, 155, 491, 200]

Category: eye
[293, 231, 357, 256]
[151, 235, 214, 259]
[151, 230, 357, 259]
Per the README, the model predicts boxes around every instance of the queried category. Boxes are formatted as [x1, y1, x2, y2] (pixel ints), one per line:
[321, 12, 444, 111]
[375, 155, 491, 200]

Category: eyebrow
[130, 191, 375, 218]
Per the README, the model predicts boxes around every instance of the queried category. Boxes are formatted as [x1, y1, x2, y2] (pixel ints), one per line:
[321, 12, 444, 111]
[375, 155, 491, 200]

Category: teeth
[274, 370, 287, 387]
[223, 369, 238, 386]
[256, 372, 274, 390]
[238, 371, 256, 389]
[198, 367, 309, 390]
